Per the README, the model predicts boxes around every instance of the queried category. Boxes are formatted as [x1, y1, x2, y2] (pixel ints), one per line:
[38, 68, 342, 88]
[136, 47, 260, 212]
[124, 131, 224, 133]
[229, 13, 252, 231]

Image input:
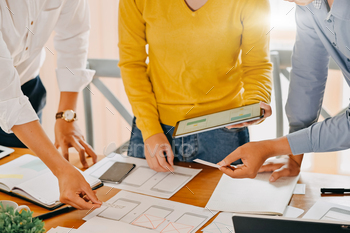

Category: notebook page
[13, 167, 100, 206]
[0, 154, 49, 191]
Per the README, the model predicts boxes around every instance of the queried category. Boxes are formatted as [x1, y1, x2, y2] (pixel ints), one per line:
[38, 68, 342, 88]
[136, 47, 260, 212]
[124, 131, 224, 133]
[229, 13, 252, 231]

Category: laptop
[233, 214, 350, 233]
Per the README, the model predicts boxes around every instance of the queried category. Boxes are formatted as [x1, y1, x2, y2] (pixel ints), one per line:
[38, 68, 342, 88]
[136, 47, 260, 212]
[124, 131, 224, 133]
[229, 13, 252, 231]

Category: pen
[34, 206, 75, 220]
[320, 188, 350, 194]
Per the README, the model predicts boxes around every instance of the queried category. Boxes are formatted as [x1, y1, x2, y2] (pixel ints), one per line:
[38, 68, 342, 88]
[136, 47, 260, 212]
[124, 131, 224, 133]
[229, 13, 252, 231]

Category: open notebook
[206, 173, 300, 215]
[0, 154, 102, 210]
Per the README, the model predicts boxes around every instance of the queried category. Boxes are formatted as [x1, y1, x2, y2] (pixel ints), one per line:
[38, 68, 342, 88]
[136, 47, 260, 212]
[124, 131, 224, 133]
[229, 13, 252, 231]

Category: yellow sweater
[119, 0, 272, 140]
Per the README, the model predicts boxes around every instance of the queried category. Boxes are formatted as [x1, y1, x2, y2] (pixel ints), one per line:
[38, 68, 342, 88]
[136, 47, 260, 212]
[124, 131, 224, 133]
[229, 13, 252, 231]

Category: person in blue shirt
[218, 0, 350, 181]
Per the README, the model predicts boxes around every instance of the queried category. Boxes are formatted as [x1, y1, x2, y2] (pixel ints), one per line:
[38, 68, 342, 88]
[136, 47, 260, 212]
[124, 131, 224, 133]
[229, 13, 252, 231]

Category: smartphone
[0, 145, 15, 159]
[99, 162, 136, 183]
[173, 103, 264, 138]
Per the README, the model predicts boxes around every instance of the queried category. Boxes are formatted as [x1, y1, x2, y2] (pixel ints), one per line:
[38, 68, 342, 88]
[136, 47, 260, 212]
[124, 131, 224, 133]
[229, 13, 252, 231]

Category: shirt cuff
[286, 128, 313, 155]
[0, 96, 39, 133]
[56, 68, 95, 92]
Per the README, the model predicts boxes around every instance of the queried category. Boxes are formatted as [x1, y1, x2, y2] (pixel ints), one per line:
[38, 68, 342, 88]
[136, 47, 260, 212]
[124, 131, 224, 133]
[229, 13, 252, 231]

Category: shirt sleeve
[118, 0, 163, 141]
[54, 0, 95, 92]
[286, 5, 331, 154]
[0, 30, 38, 133]
[287, 105, 350, 155]
[240, 0, 273, 105]
[286, 5, 330, 134]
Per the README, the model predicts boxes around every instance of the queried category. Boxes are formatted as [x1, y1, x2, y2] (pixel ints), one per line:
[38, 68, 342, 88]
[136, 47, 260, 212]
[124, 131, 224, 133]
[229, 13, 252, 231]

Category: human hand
[54, 120, 97, 168]
[58, 165, 102, 210]
[258, 154, 303, 182]
[226, 102, 272, 129]
[218, 141, 270, 178]
[284, 0, 314, 6]
[217, 137, 292, 178]
[144, 133, 174, 172]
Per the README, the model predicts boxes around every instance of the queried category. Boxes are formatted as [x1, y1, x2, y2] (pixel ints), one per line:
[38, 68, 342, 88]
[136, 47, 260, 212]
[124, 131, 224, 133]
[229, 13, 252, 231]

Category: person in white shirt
[0, 0, 101, 209]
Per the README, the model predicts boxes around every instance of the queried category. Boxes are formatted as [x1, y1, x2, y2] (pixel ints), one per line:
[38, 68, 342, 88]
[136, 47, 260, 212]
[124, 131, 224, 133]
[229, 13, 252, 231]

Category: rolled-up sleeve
[0, 30, 38, 133]
[54, 0, 95, 92]
[286, 6, 330, 154]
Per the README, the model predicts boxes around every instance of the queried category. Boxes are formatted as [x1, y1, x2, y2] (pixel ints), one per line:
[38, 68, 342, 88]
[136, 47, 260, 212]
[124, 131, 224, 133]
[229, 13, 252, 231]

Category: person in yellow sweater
[118, 0, 273, 172]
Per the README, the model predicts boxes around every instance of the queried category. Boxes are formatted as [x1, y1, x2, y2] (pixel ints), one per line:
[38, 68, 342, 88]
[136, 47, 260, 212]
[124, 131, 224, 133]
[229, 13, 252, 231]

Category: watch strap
[56, 112, 64, 119]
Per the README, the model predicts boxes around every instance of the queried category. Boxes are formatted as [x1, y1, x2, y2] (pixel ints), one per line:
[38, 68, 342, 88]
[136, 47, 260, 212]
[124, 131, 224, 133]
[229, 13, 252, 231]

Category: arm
[220, 106, 350, 179]
[12, 121, 101, 209]
[118, 0, 163, 141]
[258, 5, 330, 180]
[118, 0, 174, 172]
[53, 0, 97, 167]
[226, 0, 273, 129]
[240, 0, 272, 106]
[0, 27, 100, 209]
[217, 5, 330, 180]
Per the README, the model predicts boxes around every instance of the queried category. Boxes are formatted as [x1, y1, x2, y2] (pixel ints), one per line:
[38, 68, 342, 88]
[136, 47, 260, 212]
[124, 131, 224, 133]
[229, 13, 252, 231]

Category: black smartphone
[99, 162, 136, 183]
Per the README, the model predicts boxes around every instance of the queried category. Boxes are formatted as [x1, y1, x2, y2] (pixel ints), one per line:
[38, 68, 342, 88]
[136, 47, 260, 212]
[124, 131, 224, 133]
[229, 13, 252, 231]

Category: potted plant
[0, 203, 45, 233]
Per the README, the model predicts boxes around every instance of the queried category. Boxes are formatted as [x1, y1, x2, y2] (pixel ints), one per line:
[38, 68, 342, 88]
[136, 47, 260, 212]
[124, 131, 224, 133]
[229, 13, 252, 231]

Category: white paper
[78, 217, 155, 233]
[293, 184, 306, 194]
[84, 154, 202, 199]
[84, 190, 216, 232]
[302, 200, 350, 223]
[193, 159, 221, 169]
[283, 206, 304, 218]
[47, 227, 79, 233]
[202, 212, 234, 233]
[206, 173, 300, 215]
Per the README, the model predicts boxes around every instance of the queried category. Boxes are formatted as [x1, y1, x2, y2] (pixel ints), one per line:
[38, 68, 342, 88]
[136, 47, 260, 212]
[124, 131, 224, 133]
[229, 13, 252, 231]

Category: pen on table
[320, 188, 350, 194]
[34, 206, 75, 220]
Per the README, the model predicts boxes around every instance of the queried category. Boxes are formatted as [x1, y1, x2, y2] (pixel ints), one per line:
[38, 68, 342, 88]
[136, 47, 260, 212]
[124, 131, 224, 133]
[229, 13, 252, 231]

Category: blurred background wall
[39, 0, 349, 175]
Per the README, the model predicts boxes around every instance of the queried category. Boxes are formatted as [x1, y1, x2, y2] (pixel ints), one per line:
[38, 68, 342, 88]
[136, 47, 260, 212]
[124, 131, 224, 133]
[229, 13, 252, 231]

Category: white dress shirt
[0, 0, 95, 133]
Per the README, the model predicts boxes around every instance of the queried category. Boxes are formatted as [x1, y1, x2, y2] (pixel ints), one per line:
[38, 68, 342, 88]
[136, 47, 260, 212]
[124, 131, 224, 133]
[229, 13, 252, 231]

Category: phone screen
[173, 103, 262, 138]
[99, 162, 136, 183]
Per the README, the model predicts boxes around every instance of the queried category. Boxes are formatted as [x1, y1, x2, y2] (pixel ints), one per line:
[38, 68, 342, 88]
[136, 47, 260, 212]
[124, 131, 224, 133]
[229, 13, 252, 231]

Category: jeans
[0, 75, 46, 148]
[127, 117, 249, 164]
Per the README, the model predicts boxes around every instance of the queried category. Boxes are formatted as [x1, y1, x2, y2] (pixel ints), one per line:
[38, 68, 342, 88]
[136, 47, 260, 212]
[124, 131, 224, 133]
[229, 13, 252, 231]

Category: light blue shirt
[286, 0, 350, 155]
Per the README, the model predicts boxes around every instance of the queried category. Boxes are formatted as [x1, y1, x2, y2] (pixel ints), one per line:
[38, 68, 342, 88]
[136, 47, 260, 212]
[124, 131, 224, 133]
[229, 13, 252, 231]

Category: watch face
[64, 110, 75, 121]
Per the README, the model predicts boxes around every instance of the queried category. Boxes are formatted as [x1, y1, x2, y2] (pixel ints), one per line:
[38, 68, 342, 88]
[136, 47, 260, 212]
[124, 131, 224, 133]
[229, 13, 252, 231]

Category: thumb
[269, 168, 289, 182]
[218, 152, 241, 167]
[84, 186, 102, 205]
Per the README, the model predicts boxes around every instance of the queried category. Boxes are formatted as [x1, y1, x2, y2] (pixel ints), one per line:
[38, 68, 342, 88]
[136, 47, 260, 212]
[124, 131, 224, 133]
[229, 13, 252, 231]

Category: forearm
[58, 92, 78, 112]
[12, 121, 71, 178]
[261, 136, 293, 159]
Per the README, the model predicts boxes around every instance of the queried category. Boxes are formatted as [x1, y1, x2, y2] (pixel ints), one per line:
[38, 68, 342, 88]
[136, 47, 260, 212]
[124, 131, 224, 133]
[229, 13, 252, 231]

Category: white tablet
[0, 145, 15, 159]
[173, 103, 264, 138]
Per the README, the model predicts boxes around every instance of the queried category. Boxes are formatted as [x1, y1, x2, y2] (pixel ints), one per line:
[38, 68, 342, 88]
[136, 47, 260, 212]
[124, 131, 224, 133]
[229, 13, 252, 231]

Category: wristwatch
[56, 110, 77, 122]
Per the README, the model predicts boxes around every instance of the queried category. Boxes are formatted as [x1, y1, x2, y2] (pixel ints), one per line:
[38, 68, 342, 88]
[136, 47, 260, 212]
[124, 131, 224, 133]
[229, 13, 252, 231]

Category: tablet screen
[174, 103, 261, 138]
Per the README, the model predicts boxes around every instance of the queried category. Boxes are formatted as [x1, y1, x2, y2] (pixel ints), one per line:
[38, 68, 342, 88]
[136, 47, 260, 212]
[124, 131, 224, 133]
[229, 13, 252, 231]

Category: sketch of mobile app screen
[90, 160, 114, 178]
[98, 198, 140, 221]
[131, 206, 174, 229]
[122, 166, 157, 187]
[321, 207, 350, 222]
[151, 173, 191, 193]
[175, 213, 208, 229]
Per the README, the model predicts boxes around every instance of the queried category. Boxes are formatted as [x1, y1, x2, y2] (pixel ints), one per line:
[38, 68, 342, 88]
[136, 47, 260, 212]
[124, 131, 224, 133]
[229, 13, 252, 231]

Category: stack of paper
[206, 173, 299, 215]
[303, 200, 350, 222]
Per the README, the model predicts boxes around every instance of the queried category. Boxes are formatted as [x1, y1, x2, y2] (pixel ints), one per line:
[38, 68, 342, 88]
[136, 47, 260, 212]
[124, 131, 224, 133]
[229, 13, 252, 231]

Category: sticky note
[0, 174, 24, 179]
